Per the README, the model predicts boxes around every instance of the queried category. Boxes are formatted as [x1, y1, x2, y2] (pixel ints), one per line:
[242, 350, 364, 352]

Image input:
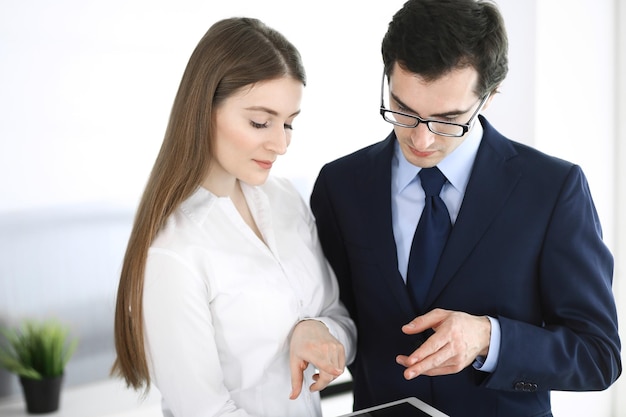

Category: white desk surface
[0, 378, 162, 417]
[0, 372, 354, 417]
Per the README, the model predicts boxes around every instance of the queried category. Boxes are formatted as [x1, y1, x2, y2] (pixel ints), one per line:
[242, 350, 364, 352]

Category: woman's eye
[284, 123, 293, 130]
[251, 121, 268, 129]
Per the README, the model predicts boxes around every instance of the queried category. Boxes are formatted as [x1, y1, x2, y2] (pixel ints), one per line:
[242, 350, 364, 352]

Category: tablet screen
[352, 401, 433, 416]
[339, 397, 449, 417]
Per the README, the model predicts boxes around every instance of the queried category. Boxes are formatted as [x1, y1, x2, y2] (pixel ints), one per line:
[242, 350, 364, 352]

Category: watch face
[338, 398, 449, 417]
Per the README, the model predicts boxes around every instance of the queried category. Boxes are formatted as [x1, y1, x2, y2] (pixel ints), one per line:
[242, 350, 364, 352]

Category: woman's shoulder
[151, 187, 218, 249]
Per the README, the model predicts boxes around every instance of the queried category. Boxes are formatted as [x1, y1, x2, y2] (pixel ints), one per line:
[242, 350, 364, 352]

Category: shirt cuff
[472, 316, 501, 373]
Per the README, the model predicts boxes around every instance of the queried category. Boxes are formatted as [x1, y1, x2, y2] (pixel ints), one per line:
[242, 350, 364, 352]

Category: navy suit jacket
[310, 117, 621, 417]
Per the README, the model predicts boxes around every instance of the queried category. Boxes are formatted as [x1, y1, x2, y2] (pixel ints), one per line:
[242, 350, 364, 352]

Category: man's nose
[410, 122, 436, 150]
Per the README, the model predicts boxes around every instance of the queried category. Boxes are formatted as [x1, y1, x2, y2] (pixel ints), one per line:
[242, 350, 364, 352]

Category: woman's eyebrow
[245, 106, 301, 118]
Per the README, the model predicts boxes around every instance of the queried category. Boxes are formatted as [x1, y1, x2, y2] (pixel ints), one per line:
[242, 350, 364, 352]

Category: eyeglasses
[379, 72, 490, 138]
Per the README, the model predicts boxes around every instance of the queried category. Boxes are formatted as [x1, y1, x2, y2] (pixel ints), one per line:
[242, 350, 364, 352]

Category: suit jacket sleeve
[310, 167, 359, 327]
[484, 164, 621, 391]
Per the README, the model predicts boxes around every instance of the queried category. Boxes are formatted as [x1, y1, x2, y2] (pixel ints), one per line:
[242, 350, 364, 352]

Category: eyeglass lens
[382, 111, 466, 136]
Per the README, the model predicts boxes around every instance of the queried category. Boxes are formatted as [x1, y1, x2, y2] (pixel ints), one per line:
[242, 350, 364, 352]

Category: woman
[112, 17, 356, 417]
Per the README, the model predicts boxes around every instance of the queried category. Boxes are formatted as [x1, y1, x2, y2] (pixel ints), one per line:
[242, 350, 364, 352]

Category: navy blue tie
[406, 167, 452, 311]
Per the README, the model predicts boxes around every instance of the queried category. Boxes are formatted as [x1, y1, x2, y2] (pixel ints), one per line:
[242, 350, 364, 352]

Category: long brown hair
[112, 17, 306, 391]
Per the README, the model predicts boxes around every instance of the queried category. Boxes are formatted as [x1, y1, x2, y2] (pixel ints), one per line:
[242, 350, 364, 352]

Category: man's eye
[251, 121, 268, 129]
[395, 104, 410, 113]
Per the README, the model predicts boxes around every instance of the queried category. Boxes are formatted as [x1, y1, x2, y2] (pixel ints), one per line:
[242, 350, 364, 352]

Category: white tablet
[337, 397, 450, 417]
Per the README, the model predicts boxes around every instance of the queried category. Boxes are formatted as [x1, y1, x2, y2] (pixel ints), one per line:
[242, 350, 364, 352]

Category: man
[310, 1, 621, 416]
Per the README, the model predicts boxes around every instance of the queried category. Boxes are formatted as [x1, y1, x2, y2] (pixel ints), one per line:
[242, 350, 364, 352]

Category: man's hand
[289, 320, 345, 399]
[395, 308, 491, 380]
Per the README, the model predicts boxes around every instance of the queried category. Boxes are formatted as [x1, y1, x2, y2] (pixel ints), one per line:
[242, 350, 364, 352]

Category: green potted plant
[0, 319, 78, 414]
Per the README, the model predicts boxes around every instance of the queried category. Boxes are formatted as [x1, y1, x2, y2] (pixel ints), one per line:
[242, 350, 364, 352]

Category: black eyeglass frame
[379, 72, 490, 138]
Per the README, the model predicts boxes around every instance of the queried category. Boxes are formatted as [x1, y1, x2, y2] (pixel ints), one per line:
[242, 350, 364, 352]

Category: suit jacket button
[514, 381, 525, 391]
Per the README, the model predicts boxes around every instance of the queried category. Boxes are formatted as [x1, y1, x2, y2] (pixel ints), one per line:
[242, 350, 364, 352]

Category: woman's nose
[267, 128, 289, 155]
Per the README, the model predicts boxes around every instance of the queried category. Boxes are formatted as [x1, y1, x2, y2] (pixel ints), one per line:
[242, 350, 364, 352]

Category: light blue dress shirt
[390, 120, 500, 372]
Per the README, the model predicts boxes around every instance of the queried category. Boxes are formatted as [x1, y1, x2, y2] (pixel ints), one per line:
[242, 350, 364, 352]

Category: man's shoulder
[481, 116, 575, 174]
[508, 139, 576, 173]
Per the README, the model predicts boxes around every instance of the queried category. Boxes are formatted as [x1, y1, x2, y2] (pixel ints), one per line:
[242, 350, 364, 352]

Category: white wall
[613, 1, 626, 415]
[0, 0, 400, 212]
[535, 0, 616, 250]
[0, 0, 536, 213]
[0, 0, 621, 415]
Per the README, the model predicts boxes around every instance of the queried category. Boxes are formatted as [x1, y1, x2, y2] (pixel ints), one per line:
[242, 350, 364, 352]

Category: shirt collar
[393, 119, 484, 194]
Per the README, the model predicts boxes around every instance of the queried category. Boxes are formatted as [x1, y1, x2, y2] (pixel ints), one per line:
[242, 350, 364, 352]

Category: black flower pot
[19, 374, 63, 414]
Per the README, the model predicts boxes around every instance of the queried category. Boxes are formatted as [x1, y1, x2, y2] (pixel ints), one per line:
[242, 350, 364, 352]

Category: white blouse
[142, 176, 356, 417]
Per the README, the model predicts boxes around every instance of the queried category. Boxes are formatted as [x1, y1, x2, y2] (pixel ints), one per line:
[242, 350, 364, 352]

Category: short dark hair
[382, 0, 508, 97]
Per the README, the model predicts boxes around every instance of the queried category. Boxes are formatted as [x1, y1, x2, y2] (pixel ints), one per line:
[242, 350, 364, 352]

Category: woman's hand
[289, 319, 345, 399]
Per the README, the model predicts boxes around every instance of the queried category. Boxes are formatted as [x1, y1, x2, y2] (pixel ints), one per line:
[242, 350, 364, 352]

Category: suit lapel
[425, 118, 522, 307]
[360, 132, 416, 317]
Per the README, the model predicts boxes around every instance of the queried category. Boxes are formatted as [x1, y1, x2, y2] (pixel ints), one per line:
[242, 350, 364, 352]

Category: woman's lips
[254, 159, 273, 169]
